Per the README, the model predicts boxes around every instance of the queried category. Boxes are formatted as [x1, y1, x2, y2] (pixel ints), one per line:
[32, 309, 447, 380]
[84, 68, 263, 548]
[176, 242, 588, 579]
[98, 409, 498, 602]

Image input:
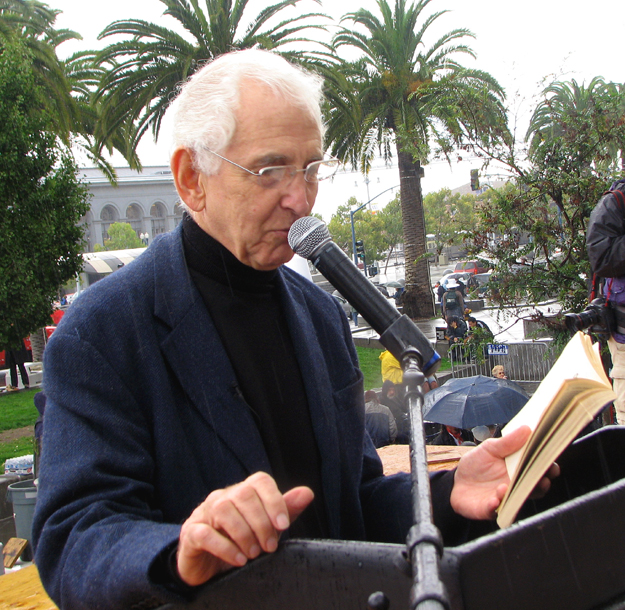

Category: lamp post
[350, 184, 400, 270]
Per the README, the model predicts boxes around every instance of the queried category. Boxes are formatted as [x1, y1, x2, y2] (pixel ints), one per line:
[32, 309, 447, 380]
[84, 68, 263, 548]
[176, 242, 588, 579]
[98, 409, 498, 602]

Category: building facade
[80, 166, 183, 252]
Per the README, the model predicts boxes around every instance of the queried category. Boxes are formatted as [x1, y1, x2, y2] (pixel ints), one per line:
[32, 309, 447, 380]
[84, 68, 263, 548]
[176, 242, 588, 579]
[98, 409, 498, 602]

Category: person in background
[393, 285, 405, 306]
[432, 425, 474, 446]
[492, 365, 508, 379]
[379, 380, 409, 444]
[466, 316, 493, 338]
[364, 389, 397, 447]
[433, 281, 444, 302]
[586, 178, 625, 424]
[379, 349, 403, 386]
[471, 425, 501, 444]
[445, 316, 467, 344]
[441, 279, 465, 320]
[5, 339, 30, 391]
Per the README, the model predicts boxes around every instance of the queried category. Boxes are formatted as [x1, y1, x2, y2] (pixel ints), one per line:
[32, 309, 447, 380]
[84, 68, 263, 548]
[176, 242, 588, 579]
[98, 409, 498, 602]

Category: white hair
[169, 49, 326, 176]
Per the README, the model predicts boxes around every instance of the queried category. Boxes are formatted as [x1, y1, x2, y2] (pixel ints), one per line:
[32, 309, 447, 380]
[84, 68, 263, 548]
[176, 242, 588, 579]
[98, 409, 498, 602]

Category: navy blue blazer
[33, 224, 461, 610]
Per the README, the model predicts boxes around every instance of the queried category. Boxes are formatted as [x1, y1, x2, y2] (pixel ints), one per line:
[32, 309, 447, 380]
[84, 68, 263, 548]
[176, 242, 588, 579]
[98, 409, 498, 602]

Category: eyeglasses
[203, 148, 340, 188]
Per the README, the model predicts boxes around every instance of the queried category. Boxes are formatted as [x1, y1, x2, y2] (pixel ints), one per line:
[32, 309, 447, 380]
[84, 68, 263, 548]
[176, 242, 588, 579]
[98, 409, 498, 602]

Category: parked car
[454, 260, 488, 275]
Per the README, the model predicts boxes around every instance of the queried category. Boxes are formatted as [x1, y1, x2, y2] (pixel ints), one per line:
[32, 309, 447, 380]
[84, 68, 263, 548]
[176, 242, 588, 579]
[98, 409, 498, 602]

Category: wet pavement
[345, 261, 562, 346]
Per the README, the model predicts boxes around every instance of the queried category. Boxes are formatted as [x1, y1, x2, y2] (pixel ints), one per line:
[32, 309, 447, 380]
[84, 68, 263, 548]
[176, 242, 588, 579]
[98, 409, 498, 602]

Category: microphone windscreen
[288, 216, 330, 259]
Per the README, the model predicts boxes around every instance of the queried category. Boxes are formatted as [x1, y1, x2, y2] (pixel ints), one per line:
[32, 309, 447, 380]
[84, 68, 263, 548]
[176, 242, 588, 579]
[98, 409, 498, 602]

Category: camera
[564, 298, 614, 336]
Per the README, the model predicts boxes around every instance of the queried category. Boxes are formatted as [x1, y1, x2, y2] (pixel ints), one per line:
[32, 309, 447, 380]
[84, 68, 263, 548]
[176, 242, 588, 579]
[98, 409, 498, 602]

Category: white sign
[487, 344, 509, 356]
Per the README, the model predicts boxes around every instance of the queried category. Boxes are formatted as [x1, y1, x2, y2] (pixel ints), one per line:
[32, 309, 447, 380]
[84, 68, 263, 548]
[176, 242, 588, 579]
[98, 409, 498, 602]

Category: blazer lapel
[151, 227, 270, 475]
[280, 276, 342, 536]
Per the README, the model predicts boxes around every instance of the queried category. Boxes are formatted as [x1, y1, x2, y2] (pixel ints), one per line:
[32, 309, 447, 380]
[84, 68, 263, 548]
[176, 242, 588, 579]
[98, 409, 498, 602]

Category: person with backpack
[587, 178, 625, 424]
[441, 279, 465, 320]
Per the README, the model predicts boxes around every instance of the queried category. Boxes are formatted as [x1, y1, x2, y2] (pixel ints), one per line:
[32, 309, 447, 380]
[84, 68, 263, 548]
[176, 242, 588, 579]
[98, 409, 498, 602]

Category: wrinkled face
[193, 81, 323, 270]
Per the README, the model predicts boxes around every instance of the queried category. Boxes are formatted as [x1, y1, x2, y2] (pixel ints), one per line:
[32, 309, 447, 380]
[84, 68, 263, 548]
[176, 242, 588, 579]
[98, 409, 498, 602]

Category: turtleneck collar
[182, 212, 279, 293]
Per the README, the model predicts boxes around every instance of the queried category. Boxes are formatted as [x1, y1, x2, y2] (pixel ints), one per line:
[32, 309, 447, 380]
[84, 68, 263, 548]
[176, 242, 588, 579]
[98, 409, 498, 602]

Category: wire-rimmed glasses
[203, 148, 339, 188]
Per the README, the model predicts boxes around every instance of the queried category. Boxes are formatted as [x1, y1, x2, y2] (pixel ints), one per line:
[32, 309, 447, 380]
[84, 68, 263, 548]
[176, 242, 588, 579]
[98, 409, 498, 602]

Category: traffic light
[470, 169, 480, 191]
[355, 240, 365, 260]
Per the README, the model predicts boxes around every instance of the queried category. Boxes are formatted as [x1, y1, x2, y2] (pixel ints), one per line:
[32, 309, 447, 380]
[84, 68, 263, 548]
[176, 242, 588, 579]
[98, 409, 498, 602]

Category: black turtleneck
[182, 214, 329, 539]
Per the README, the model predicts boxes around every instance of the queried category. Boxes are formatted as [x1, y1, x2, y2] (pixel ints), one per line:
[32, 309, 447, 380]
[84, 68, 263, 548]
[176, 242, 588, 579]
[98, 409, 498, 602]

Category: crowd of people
[364, 351, 512, 450]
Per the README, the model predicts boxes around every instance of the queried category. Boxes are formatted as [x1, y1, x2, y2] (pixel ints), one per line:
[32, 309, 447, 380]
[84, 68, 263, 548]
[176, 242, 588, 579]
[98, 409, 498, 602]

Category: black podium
[162, 427, 625, 610]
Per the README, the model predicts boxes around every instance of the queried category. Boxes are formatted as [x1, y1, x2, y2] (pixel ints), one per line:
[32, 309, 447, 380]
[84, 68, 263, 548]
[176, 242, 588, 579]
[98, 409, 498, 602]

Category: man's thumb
[283, 486, 314, 524]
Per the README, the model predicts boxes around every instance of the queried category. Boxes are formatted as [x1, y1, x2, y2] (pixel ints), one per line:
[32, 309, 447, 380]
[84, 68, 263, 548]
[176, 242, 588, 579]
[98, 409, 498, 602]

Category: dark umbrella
[423, 375, 529, 429]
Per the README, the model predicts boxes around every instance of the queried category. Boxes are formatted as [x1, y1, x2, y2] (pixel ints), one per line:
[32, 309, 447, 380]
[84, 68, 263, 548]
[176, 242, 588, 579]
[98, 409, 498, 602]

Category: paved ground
[346, 260, 562, 345]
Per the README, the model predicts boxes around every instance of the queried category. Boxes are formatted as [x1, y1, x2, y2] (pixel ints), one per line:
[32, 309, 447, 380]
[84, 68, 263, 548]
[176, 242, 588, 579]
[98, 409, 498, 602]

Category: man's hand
[450, 425, 560, 520]
[177, 472, 314, 586]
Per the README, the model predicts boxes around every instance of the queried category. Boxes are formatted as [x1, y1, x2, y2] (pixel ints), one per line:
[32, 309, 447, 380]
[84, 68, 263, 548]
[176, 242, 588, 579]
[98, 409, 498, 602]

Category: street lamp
[140, 232, 150, 246]
[350, 184, 400, 271]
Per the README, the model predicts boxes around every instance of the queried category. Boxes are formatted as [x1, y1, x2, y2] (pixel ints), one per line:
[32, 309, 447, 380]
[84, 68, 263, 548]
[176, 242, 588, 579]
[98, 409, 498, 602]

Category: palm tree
[0, 0, 81, 142]
[0, 1, 137, 179]
[94, 0, 329, 165]
[326, 0, 507, 319]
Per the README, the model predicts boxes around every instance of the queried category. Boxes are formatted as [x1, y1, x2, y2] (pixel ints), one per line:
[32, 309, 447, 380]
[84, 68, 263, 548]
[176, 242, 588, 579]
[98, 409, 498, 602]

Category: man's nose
[281, 172, 314, 215]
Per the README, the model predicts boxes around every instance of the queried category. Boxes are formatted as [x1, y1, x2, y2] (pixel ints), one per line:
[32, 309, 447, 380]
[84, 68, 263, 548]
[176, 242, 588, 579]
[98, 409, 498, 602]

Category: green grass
[0, 388, 40, 468]
[355, 346, 384, 390]
[0, 436, 34, 466]
[0, 388, 41, 431]
[0, 353, 451, 464]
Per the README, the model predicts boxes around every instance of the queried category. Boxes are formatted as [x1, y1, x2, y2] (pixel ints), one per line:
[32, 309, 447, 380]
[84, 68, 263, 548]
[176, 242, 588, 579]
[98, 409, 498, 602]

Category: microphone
[288, 216, 440, 377]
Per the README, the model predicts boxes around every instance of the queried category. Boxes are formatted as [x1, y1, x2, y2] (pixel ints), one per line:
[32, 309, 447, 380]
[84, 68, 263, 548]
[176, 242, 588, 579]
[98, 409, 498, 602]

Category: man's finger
[282, 486, 315, 525]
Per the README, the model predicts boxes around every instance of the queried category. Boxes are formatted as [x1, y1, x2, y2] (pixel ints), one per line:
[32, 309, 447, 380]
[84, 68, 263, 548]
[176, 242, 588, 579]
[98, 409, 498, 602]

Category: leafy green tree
[327, 195, 403, 269]
[325, 0, 508, 319]
[94, 222, 145, 251]
[94, 0, 328, 161]
[377, 194, 404, 270]
[424, 188, 477, 256]
[467, 77, 625, 333]
[0, 41, 90, 350]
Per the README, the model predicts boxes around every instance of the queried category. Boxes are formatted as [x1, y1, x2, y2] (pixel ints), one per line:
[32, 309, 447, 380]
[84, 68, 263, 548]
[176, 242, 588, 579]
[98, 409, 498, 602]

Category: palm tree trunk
[396, 147, 434, 319]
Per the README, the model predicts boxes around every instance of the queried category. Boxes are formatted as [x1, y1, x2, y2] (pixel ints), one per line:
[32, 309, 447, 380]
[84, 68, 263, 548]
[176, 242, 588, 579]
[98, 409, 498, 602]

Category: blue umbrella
[423, 375, 529, 429]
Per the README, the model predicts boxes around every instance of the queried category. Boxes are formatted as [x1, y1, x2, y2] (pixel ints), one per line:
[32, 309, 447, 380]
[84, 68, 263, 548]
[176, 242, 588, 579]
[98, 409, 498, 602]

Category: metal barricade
[449, 340, 555, 382]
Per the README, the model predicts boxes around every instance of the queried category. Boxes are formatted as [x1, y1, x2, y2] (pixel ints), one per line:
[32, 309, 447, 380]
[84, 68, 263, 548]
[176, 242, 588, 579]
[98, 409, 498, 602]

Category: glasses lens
[305, 159, 339, 183]
[257, 167, 287, 188]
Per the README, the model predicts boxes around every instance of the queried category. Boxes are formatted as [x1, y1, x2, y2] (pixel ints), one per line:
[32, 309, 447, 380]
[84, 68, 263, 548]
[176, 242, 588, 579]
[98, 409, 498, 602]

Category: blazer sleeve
[358, 437, 469, 547]
[33, 332, 191, 610]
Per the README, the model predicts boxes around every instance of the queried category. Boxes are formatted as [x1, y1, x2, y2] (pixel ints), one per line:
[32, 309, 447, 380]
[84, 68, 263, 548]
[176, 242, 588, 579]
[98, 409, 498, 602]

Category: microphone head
[288, 216, 331, 260]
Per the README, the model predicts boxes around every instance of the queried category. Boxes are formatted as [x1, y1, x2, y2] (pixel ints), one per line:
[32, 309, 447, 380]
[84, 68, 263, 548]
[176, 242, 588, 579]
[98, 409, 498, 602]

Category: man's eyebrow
[252, 152, 324, 168]
[253, 153, 289, 167]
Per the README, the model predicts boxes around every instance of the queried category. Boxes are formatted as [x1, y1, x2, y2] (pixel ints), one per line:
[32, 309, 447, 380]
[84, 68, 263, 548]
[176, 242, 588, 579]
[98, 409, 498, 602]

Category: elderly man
[33, 50, 551, 610]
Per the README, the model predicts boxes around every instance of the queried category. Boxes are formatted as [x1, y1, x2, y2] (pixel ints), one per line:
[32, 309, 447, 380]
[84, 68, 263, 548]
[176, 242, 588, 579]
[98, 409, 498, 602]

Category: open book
[496, 331, 616, 529]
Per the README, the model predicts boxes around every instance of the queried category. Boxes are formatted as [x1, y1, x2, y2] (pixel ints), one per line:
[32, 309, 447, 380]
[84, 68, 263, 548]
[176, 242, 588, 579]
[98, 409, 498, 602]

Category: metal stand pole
[402, 348, 449, 610]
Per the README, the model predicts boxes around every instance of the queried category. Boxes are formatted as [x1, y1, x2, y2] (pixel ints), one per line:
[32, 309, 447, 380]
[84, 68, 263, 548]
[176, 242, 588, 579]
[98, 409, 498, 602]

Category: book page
[502, 333, 609, 479]
[496, 332, 615, 528]
[497, 386, 615, 528]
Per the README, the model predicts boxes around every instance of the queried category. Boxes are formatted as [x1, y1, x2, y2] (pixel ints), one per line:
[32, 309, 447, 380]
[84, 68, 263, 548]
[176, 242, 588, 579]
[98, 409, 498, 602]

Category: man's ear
[171, 147, 206, 212]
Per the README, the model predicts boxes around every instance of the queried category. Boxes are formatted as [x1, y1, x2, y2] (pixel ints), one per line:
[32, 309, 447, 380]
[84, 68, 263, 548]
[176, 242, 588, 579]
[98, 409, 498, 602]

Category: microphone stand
[401, 347, 448, 610]
[287, 217, 448, 608]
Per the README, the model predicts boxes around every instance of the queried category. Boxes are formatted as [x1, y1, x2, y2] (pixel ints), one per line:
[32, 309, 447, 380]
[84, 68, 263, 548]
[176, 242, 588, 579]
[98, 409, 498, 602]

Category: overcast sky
[49, 0, 625, 220]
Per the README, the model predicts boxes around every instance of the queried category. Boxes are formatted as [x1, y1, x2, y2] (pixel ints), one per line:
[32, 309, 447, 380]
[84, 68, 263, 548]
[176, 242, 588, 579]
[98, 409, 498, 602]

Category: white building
[80, 166, 182, 252]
